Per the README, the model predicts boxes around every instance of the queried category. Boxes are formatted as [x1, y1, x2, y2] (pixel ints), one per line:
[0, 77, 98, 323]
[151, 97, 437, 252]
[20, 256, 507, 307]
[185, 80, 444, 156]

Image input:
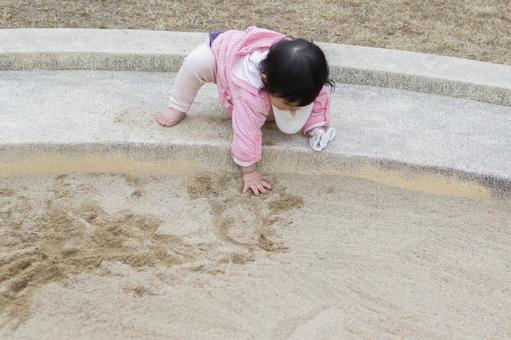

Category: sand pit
[0, 171, 510, 339]
[0, 172, 302, 329]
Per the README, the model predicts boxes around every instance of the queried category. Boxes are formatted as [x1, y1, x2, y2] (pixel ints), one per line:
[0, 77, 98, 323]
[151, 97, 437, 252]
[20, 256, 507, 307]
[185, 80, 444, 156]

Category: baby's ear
[261, 73, 267, 85]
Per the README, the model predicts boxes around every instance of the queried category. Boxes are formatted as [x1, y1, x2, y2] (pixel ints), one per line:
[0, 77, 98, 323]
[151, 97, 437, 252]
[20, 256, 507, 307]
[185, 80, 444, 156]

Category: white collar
[272, 103, 313, 134]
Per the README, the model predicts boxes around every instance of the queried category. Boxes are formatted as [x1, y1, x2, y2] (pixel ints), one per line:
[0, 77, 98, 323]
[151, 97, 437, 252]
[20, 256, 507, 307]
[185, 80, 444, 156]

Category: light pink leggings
[168, 40, 217, 113]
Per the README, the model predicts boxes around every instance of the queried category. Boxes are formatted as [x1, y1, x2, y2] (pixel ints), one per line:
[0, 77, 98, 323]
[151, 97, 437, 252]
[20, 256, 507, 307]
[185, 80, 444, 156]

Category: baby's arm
[302, 85, 331, 135]
[231, 98, 272, 196]
[302, 85, 336, 151]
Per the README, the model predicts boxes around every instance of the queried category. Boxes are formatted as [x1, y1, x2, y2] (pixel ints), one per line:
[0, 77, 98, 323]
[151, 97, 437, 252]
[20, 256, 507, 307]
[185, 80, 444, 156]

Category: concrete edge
[1, 28, 510, 107]
[1, 142, 509, 199]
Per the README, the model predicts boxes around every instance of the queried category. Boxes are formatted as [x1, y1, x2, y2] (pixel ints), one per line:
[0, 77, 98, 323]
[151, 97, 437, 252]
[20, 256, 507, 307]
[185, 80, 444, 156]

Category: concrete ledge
[1, 142, 509, 199]
[1, 70, 510, 198]
[1, 28, 510, 106]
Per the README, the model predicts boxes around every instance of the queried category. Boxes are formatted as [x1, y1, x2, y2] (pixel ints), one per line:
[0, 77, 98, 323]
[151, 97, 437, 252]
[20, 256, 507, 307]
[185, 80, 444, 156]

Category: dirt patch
[0, 188, 15, 197]
[0, 199, 189, 325]
[186, 173, 302, 254]
[125, 285, 157, 298]
[219, 252, 256, 265]
[268, 192, 304, 214]
[187, 175, 216, 199]
[0, 175, 196, 325]
[0, 172, 304, 327]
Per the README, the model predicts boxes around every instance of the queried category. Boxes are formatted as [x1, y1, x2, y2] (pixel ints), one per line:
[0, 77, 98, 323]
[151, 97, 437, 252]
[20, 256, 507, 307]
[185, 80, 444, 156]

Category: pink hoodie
[211, 26, 331, 166]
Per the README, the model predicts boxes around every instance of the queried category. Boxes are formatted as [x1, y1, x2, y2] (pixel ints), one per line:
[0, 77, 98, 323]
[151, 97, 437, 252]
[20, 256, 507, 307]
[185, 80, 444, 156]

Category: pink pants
[167, 40, 217, 113]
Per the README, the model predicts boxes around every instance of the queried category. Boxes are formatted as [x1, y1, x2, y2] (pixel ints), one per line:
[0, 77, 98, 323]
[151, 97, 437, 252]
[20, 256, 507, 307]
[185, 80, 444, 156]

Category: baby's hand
[242, 170, 272, 196]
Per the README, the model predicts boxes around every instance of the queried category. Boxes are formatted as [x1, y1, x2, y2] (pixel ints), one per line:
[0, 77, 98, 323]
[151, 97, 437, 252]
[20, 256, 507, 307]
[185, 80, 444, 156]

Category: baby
[158, 26, 335, 196]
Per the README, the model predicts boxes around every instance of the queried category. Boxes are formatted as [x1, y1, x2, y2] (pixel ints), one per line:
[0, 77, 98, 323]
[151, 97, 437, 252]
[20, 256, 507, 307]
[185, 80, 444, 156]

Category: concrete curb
[1, 142, 509, 198]
[1, 28, 511, 106]
[1, 30, 510, 197]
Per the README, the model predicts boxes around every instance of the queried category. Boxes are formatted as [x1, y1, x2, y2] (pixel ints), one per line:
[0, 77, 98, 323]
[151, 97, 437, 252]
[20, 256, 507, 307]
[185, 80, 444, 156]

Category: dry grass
[1, 0, 510, 64]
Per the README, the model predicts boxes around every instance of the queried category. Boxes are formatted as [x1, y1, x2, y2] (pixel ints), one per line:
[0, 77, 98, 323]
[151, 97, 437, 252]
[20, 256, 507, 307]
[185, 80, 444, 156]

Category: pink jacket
[211, 26, 331, 166]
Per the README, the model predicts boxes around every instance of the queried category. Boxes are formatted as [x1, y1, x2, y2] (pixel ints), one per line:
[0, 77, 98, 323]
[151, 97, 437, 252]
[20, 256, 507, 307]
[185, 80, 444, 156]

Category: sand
[0, 171, 510, 339]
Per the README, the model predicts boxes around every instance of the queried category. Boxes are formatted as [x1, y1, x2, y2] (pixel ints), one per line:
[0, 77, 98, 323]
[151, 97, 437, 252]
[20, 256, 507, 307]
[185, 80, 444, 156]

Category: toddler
[158, 26, 336, 196]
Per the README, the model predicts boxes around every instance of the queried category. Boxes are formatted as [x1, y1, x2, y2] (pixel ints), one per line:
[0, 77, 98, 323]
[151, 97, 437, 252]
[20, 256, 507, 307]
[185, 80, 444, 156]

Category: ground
[2, 172, 510, 338]
[1, 0, 510, 65]
[1, 1, 510, 338]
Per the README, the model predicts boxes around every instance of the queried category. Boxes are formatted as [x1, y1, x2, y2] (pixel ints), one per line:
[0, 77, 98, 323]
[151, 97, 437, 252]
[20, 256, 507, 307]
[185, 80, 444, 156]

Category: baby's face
[270, 96, 300, 113]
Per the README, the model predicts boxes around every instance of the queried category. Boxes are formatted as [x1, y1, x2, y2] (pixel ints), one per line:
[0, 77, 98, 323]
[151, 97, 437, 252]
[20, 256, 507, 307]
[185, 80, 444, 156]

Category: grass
[1, 0, 510, 65]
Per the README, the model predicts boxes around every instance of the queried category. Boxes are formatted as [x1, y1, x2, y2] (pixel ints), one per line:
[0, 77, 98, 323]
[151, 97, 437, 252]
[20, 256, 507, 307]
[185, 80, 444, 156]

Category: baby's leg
[159, 40, 217, 127]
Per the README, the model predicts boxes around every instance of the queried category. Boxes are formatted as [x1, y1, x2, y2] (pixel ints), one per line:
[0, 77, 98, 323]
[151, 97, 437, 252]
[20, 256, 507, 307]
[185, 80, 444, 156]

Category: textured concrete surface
[1, 29, 510, 106]
[1, 70, 510, 195]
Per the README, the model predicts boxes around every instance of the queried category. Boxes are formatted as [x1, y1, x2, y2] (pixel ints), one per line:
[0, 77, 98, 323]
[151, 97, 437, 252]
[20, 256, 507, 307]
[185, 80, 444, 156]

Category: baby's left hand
[309, 127, 336, 151]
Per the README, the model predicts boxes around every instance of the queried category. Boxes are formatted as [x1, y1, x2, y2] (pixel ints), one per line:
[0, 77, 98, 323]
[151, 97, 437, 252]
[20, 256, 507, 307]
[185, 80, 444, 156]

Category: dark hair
[258, 38, 335, 106]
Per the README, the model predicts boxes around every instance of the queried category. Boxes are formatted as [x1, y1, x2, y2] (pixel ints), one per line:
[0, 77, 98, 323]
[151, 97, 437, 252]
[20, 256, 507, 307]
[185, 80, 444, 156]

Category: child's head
[258, 38, 334, 111]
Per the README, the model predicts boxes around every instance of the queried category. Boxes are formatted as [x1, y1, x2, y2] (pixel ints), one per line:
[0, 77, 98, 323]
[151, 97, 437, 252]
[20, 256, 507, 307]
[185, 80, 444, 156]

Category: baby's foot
[158, 107, 186, 127]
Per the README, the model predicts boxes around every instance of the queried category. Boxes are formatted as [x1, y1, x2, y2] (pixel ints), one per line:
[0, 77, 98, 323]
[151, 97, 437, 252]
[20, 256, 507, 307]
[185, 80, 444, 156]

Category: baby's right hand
[242, 170, 272, 196]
